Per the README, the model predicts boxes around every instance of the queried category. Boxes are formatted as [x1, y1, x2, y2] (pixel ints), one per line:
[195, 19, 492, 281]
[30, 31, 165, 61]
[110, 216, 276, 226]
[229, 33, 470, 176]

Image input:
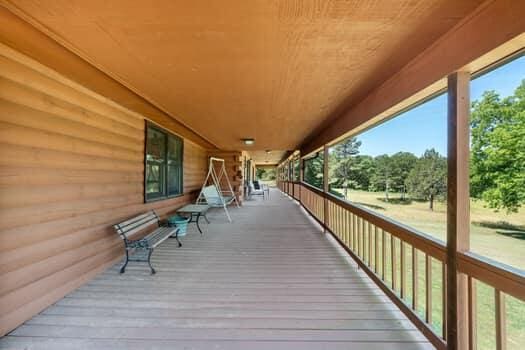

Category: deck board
[0, 189, 433, 349]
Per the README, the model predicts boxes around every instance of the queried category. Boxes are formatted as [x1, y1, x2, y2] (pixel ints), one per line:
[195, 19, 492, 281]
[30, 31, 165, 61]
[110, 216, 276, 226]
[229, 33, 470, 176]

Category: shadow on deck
[0, 189, 432, 349]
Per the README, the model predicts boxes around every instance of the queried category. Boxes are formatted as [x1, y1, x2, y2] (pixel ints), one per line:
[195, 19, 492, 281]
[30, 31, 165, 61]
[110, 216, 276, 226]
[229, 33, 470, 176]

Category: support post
[447, 71, 470, 350]
[323, 145, 329, 231]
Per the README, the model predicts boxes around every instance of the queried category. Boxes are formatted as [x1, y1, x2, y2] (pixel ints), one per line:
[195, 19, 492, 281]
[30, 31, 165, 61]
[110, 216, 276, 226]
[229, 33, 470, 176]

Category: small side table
[176, 204, 210, 234]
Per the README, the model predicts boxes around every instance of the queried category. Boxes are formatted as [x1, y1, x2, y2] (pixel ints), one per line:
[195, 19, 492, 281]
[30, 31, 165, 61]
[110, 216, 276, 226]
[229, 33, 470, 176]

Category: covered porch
[1, 1, 524, 349]
[0, 189, 430, 349]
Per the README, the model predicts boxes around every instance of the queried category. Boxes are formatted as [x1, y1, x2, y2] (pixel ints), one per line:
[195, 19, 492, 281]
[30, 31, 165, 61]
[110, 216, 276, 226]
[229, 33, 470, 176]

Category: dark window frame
[144, 121, 184, 203]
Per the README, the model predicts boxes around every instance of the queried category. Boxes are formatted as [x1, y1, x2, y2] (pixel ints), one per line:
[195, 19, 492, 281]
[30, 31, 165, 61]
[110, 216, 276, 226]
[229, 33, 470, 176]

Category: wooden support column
[447, 71, 470, 350]
[323, 145, 329, 231]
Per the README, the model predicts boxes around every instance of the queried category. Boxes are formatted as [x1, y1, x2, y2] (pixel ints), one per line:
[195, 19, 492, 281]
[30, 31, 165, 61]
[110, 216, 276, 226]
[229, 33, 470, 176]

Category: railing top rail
[459, 251, 525, 300]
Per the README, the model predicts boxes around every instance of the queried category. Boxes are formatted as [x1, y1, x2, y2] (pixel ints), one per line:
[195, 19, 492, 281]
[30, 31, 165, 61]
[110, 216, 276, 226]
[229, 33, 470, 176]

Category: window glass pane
[147, 127, 166, 161]
[146, 127, 166, 199]
[167, 135, 183, 196]
[146, 164, 162, 194]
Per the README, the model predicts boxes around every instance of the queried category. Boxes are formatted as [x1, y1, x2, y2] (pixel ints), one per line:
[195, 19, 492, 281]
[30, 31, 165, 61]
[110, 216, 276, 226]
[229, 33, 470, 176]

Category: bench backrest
[114, 210, 160, 240]
[202, 185, 224, 205]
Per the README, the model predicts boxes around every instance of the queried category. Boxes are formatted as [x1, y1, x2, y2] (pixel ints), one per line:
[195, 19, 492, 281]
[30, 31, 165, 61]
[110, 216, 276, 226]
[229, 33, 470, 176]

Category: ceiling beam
[0, 6, 217, 150]
[300, 0, 525, 155]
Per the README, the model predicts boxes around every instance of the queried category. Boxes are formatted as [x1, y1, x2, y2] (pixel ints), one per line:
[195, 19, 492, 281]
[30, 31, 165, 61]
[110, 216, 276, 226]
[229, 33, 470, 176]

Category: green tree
[470, 81, 525, 212]
[370, 154, 392, 200]
[406, 149, 447, 210]
[256, 168, 266, 180]
[331, 137, 362, 198]
[347, 155, 376, 191]
[304, 152, 324, 189]
[266, 168, 276, 181]
[389, 152, 418, 199]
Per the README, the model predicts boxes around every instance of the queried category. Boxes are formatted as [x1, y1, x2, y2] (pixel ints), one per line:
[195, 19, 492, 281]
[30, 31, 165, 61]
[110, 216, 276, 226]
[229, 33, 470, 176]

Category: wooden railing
[277, 180, 525, 350]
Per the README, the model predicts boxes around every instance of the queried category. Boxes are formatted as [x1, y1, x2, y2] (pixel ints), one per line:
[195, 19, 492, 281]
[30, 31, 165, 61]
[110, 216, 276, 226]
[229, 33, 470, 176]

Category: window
[145, 123, 183, 201]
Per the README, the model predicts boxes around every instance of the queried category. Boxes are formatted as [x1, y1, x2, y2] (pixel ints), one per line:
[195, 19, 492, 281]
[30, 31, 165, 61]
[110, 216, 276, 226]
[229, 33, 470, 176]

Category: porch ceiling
[4, 0, 483, 150]
[249, 150, 288, 166]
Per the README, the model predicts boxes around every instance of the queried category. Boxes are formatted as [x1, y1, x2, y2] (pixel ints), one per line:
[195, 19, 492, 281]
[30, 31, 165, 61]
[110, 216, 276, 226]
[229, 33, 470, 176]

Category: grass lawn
[331, 189, 525, 350]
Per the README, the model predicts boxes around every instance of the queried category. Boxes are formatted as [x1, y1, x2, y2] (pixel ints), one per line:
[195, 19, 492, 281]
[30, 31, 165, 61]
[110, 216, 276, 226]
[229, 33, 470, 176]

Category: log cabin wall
[0, 43, 208, 336]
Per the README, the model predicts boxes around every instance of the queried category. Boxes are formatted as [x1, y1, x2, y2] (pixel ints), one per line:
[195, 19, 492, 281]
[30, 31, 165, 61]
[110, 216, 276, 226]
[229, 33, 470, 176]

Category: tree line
[304, 80, 525, 212]
[326, 141, 447, 210]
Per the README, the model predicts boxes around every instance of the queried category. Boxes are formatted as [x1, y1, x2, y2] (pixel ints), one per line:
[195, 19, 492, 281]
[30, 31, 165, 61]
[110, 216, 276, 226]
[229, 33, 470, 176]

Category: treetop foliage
[470, 80, 525, 212]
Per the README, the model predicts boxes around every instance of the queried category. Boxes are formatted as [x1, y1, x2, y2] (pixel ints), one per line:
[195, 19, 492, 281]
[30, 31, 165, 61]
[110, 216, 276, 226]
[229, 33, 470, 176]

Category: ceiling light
[266, 150, 272, 154]
[242, 138, 255, 145]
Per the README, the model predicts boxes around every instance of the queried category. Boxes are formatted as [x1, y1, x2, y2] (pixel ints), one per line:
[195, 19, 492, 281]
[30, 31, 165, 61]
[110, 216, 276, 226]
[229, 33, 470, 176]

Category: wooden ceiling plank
[1, 0, 484, 151]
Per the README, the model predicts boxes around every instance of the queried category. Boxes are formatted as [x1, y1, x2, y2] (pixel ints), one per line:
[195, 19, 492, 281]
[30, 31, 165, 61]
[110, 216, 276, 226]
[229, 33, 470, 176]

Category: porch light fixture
[265, 150, 271, 154]
[242, 138, 255, 145]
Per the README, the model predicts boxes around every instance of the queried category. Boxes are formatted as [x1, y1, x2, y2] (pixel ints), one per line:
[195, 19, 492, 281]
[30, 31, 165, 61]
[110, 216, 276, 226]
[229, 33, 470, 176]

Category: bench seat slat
[146, 227, 178, 248]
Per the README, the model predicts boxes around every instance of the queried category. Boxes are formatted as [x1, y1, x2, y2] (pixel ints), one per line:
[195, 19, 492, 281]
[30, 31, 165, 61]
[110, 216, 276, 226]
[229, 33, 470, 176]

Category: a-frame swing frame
[196, 157, 239, 222]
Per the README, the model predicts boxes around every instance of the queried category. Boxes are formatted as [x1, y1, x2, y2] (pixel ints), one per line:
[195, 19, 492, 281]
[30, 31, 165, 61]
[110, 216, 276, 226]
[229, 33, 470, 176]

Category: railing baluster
[357, 217, 361, 258]
[382, 229, 386, 281]
[495, 289, 507, 350]
[338, 205, 342, 238]
[338, 206, 342, 239]
[361, 219, 365, 260]
[348, 211, 352, 247]
[333, 203, 336, 234]
[332, 202, 335, 232]
[341, 208, 345, 245]
[334, 203, 337, 233]
[400, 241, 406, 299]
[359, 218, 365, 260]
[354, 215, 358, 253]
[425, 254, 432, 324]
[333, 203, 336, 233]
[363, 220, 368, 263]
[468, 276, 477, 350]
[345, 209, 349, 246]
[374, 226, 379, 274]
[368, 222, 373, 267]
[320, 195, 323, 221]
[349, 213, 353, 249]
[391, 235, 397, 291]
[412, 247, 418, 311]
[337, 207, 344, 240]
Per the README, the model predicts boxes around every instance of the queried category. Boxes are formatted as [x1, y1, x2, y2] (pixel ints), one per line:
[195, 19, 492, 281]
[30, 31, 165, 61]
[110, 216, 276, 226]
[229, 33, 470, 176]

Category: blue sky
[354, 55, 525, 157]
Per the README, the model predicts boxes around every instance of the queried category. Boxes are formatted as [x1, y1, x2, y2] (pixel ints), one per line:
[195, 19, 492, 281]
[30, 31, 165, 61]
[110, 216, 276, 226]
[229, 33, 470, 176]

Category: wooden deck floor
[0, 189, 432, 349]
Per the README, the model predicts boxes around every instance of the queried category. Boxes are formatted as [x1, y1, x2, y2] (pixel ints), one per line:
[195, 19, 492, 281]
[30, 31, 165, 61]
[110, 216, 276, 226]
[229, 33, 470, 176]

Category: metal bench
[114, 210, 180, 274]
